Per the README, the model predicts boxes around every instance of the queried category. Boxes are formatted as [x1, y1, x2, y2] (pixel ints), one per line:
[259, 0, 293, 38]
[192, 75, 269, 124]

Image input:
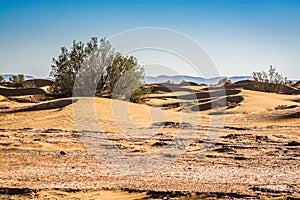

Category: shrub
[275, 105, 297, 110]
[130, 85, 152, 104]
[253, 66, 288, 93]
[49, 37, 149, 102]
[9, 74, 35, 88]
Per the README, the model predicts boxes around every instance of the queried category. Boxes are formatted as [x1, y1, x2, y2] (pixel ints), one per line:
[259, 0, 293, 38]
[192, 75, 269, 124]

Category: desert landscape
[0, 78, 299, 199]
[1, 1, 300, 199]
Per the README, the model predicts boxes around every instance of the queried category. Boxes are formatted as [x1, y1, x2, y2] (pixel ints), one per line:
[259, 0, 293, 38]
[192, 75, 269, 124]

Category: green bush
[49, 37, 148, 103]
[130, 85, 152, 104]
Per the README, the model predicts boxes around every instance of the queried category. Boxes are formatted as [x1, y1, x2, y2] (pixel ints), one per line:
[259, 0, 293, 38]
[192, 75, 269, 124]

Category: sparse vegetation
[129, 85, 152, 103]
[253, 66, 288, 93]
[49, 37, 149, 102]
[9, 74, 35, 88]
[274, 104, 297, 110]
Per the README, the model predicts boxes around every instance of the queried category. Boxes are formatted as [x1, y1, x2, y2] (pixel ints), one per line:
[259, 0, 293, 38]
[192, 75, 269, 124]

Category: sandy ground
[0, 88, 299, 199]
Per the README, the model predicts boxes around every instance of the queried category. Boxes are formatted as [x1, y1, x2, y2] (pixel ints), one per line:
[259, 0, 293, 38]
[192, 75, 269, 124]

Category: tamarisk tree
[49, 37, 149, 103]
[253, 66, 288, 93]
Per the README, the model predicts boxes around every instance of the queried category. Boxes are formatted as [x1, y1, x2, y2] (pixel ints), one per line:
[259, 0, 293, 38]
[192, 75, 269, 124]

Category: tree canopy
[49, 37, 149, 103]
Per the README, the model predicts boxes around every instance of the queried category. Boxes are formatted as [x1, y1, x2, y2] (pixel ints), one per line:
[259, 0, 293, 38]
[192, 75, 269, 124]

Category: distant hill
[1, 73, 297, 85]
[144, 75, 253, 85]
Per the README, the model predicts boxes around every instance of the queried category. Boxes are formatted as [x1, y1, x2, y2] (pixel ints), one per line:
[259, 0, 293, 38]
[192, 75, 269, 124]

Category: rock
[59, 151, 67, 155]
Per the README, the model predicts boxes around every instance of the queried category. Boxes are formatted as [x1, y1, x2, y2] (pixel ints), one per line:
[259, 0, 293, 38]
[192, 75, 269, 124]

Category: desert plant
[130, 85, 152, 103]
[253, 66, 288, 93]
[106, 53, 144, 97]
[49, 39, 94, 97]
[9, 74, 34, 88]
[275, 104, 297, 110]
[49, 37, 148, 102]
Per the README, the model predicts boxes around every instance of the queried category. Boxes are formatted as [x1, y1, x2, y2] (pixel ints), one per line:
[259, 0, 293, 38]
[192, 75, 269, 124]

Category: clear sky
[0, 0, 299, 79]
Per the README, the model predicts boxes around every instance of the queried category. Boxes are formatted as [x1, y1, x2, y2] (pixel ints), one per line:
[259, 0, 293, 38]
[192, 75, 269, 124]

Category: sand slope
[0, 88, 299, 199]
[0, 97, 184, 132]
[228, 90, 299, 114]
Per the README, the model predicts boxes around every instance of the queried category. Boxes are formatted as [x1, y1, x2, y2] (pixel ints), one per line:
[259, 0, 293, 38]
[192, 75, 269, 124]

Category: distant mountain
[1, 73, 297, 85]
[144, 75, 253, 85]
[46, 77, 54, 81]
[2, 74, 35, 81]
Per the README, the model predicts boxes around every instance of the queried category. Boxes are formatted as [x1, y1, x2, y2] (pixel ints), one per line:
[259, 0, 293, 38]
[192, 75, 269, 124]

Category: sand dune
[25, 79, 53, 88]
[293, 80, 300, 89]
[0, 95, 7, 101]
[1, 88, 299, 131]
[0, 97, 185, 133]
[2, 98, 74, 113]
[228, 90, 299, 114]
[0, 87, 47, 97]
[0, 86, 299, 199]
[231, 80, 300, 94]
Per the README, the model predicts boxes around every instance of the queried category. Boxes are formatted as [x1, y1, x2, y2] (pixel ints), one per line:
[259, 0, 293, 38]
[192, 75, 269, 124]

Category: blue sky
[0, 0, 299, 79]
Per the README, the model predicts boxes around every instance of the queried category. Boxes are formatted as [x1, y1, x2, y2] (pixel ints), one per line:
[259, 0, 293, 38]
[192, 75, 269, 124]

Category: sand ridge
[0, 86, 299, 199]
